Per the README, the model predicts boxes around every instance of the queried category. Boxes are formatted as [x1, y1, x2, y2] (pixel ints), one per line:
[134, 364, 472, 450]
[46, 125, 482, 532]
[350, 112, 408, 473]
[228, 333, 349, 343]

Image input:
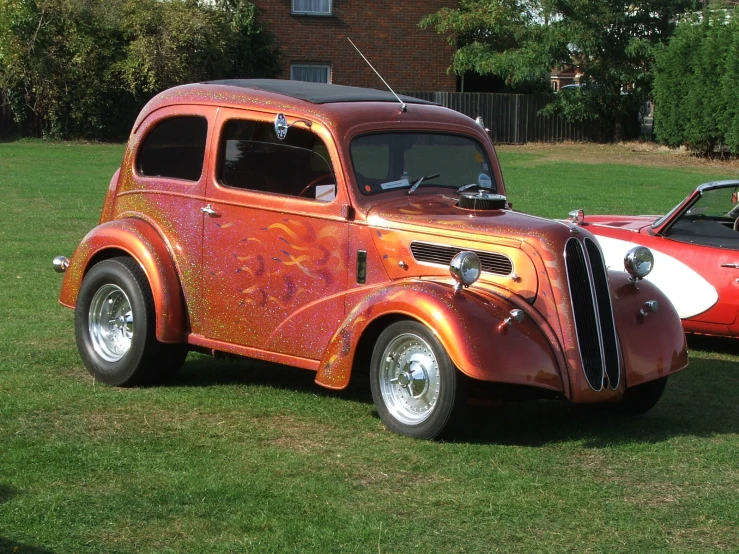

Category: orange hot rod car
[54, 79, 688, 438]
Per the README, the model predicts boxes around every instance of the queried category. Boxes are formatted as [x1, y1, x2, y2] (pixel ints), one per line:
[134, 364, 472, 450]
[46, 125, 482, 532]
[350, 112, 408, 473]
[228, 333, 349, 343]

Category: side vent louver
[410, 242, 513, 276]
[564, 238, 621, 390]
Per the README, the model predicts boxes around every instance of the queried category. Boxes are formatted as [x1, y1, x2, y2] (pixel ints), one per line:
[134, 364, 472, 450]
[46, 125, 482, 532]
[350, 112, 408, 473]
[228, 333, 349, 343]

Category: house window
[291, 64, 331, 84]
[292, 0, 332, 15]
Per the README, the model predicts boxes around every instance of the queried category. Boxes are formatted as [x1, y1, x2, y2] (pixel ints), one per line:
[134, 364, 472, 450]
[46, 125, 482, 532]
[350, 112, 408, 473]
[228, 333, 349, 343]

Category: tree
[651, 14, 704, 148]
[215, 0, 280, 79]
[0, 0, 279, 138]
[719, 11, 739, 153]
[117, 0, 230, 97]
[421, 0, 697, 138]
[653, 7, 739, 154]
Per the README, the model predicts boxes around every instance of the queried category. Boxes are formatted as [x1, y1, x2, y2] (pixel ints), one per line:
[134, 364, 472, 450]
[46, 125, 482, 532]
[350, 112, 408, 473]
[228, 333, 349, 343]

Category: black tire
[370, 321, 467, 439]
[75, 257, 187, 386]
[614, 377, 668, 416]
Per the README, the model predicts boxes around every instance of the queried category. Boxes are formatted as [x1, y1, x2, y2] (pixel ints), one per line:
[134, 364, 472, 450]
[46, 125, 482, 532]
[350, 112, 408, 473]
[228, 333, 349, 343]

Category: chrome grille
[410, 242, 513, 276]
[584, 238, 620, 388]
[564, 238, 620, 390]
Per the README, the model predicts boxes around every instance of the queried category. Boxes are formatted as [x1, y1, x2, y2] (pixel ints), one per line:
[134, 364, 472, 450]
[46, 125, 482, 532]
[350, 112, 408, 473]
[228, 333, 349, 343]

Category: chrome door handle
[200, 204, 218, 216]
[720, 263, 739, 268]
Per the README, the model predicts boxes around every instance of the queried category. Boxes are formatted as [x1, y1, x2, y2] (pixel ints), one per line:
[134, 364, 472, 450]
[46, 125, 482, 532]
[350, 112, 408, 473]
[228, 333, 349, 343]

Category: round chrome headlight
[568, 209, 585, 226]
[624, 246, 654, 280]
[450, 251, 481, 289]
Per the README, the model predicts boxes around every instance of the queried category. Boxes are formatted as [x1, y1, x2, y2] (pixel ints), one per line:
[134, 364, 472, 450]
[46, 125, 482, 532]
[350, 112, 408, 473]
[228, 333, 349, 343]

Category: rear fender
[58, 218, 186, 343]
[315, 280, 564, 392]
[98, 168, 121, 224]
[609, 271, 689, 386]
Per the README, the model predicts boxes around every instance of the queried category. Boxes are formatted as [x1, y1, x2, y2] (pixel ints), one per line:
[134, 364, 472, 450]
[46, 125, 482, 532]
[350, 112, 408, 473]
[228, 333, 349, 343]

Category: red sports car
[574, 180, 739, 337]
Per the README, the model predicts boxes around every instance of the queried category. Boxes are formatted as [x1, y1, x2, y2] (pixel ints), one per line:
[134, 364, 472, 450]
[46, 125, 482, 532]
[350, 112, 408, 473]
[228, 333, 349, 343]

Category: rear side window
[137, 116, 208, 181]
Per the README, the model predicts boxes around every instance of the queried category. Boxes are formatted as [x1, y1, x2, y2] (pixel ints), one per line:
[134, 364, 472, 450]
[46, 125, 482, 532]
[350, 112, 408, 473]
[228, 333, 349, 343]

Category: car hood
[366, 194, 573, 246]
[583, 214, 658, 233]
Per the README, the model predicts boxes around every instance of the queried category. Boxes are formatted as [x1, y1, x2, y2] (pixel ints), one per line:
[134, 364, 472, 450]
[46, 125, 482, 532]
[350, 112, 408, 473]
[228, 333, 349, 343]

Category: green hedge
[0, 0, 279, 140]
[654, 9, 739, 154]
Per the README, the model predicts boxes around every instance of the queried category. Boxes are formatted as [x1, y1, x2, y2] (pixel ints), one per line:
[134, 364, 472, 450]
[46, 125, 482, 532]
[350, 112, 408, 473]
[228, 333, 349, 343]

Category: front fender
[58, 218, 186, 343]
[609, 271, 689, 386]
[315, 280, 564, 392]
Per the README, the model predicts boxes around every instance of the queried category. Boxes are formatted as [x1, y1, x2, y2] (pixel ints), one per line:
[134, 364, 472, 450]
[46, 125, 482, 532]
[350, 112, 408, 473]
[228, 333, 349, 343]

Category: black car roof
[203, 79, 436, 106]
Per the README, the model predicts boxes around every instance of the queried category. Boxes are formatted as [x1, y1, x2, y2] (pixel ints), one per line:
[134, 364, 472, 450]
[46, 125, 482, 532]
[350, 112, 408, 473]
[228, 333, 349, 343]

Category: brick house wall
[251, 0, 458, 91]
[549, 66, 578, 92]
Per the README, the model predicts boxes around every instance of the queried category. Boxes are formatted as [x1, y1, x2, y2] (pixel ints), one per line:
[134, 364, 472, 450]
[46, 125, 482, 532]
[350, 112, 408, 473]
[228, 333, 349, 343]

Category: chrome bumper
[52, 256, 69, 273]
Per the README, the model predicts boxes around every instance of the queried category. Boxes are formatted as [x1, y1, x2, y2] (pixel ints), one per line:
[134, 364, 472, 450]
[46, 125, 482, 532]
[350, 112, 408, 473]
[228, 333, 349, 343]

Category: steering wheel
[298, 173, 334, 198]
[733, 217, 739, 231]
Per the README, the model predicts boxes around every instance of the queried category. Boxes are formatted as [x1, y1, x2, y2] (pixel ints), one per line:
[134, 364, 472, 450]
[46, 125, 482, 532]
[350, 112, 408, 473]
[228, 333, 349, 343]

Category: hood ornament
[458, 191, 507, 211]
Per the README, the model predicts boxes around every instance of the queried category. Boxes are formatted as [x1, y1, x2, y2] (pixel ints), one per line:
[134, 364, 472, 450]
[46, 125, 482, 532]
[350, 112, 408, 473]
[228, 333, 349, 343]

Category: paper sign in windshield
[316, 184, 336, 202]
[380, 178, 410, 190]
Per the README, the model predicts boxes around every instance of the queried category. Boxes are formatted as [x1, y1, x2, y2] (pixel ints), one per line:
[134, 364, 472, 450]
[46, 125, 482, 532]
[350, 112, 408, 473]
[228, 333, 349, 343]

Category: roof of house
[203, 79, 435, 105]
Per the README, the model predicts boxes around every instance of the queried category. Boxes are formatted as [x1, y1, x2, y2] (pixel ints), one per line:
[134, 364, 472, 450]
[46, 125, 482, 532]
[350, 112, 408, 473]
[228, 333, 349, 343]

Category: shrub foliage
[0, 0, 279, 139]
[654, 9, 739, 154]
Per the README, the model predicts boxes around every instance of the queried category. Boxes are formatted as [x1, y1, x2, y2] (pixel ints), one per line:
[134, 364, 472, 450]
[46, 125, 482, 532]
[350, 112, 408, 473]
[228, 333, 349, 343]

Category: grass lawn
[1, 140, 737, 553]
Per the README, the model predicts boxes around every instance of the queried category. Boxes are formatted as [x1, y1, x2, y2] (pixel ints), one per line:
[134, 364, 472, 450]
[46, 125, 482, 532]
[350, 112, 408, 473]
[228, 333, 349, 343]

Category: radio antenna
[348, 37, 407, 113]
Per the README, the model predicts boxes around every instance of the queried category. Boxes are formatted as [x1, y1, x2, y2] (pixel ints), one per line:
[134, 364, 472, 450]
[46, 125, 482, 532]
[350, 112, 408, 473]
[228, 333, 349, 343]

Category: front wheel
[614, 377, 668, 416]
[370, 321, 466, 439]
[75, 257, 187, 386]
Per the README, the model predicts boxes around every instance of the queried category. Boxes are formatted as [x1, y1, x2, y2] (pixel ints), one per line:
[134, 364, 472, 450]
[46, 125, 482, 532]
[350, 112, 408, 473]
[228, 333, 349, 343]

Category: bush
[0, 0, 279, 140]
[654, 9, 739, 154]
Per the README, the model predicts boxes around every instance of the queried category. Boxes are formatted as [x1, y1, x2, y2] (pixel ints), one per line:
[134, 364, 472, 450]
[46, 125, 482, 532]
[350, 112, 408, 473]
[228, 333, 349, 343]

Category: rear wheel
[370, 321, 466, 439]
[75, 257, 187, 386]
[614, 377, 668, 416]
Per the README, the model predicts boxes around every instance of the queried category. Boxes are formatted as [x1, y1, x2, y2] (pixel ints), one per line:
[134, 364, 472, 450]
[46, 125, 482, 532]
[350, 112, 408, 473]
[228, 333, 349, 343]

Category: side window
[218, 118, 336, 202]
[137, 116, 207, 181]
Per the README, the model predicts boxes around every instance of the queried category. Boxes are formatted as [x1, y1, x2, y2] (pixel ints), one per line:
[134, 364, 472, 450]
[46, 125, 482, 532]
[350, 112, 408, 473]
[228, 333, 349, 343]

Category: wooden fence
[0, 91, 639, 143]
[0, 103, 17, 140]
[402, 92, 638, 144]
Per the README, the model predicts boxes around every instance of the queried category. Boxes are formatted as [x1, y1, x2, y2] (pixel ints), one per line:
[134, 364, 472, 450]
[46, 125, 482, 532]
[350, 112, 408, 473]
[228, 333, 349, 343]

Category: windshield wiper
[407, 173, 441, 195]
[457, 182, 492, 194]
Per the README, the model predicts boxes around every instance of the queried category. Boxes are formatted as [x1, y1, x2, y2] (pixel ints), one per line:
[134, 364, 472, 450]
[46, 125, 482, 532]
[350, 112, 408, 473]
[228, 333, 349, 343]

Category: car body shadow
[0, 484, 16, 505]
[167, 352, 737, 447]
[687, 333, 739, 354]
[0, 539, 59, 554]
[166, 353, 373, 403]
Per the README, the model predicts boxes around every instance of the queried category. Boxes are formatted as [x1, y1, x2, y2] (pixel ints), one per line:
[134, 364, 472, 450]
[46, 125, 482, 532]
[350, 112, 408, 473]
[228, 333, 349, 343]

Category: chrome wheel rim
[378, 332, 440, 425]
[88, 284, 134, 362]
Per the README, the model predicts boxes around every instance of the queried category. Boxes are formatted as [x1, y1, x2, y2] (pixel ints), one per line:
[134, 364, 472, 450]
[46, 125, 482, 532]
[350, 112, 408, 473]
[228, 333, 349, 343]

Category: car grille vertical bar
[565, 239, 604, 390]
[584, 238, 621, 389]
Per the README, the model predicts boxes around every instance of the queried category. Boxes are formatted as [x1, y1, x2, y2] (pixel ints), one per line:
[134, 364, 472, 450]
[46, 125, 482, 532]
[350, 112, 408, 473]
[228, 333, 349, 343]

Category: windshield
[350, 132, 495, 196]
[661, 186, 739, 249]
[653, 186, 739, 229]
[685, 187, 739, 218]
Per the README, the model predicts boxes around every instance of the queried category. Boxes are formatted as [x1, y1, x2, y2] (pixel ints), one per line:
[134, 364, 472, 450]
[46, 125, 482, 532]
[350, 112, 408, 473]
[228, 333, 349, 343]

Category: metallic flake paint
[57, 80, 689, 404]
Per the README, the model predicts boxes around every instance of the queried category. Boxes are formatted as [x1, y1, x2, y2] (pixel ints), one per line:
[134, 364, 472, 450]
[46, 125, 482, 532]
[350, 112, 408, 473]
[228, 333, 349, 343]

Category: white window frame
[292, 0, 332, 15]
[290, 63, 332, 84]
